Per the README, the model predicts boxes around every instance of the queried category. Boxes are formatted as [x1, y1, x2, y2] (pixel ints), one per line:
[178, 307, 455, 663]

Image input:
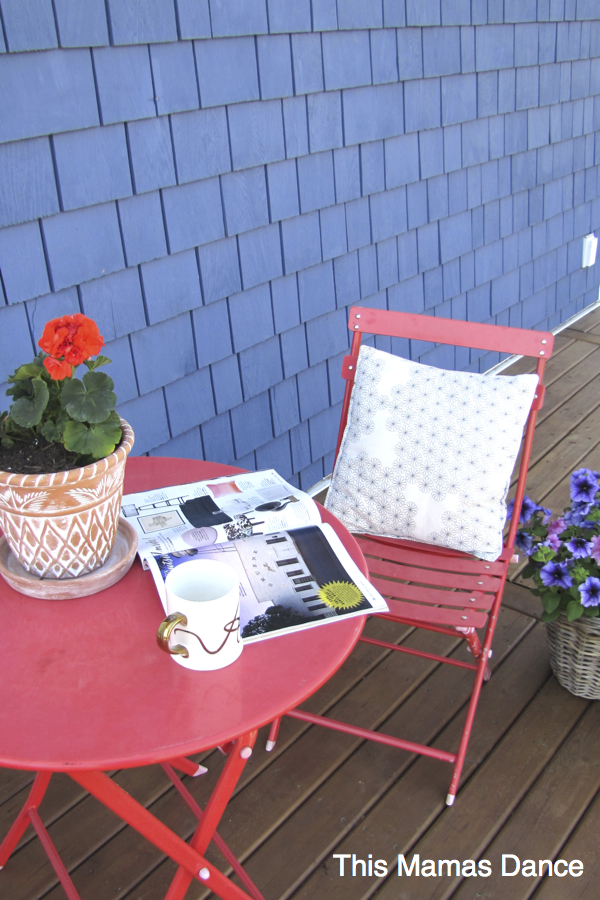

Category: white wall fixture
[582, 233, 598, 268]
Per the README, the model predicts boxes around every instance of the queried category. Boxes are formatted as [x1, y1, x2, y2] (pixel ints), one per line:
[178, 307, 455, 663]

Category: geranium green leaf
[40, 417, 66, 443]
[9, 360, 46, 382]
[63, 411, 122, 460]
[566, 600, 583, 621]
[84, 355, 112, 371]
[583, 606, 600, 617]
[521, 563, 537, 579]
[9, 379, 49, 427]
[61, 371, 117, 424]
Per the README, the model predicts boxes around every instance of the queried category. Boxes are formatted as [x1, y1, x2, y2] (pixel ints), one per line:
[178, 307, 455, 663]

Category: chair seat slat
[366, 556, 502, 592]
[355, 535, 508, 576]
[371, 578, 495, 610]
[378, 597, 488, 629]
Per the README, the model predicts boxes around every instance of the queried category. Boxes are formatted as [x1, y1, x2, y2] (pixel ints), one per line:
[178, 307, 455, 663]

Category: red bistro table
[0, 458, 367, 900]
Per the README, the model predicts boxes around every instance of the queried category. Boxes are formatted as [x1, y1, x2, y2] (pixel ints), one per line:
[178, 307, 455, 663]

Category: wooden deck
[2, 305, 600, 900]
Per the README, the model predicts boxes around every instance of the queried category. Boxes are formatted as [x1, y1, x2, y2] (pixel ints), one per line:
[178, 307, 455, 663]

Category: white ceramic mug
[157, 559, 242, 670]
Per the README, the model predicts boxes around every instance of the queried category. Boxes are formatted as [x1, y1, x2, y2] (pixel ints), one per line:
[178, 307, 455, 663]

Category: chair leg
[456, 626, 482, 659]
[445, 650, 491, 806]
[456, 626, 491, 680]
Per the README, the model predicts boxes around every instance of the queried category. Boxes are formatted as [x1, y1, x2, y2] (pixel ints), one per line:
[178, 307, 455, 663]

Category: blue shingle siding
[222, 167, 269, 235]
[162, 179, 225, 253]
[118, 389, 170, 455]
[0, 221, 50, 304]
[170, 108, 231, 184]
[211, 354, 243, 413]
[193, 298, 233, 367]
[80, 267, 146, 341]
[323, 30, 372, 91]
[343, 83, 405, 145]
[0, 302, 35, 375]
[1, 0, 56, 52]
[25, 287, 80, 342]
[229, 282, 274, 352]
[238, 224, 283, 288]
[257, 35, 294, 100]
[126, 117, 177, 193]
[140, 249, 201, 324]
[52, 0, 110, 48]
[194, 37, 259, 108]
[1, 8, 598, 485]
[118, 191, 167, 266]
[228, 99, 285, 170]
[93, 45, 156, 125]
[150, 42, 200, 115]
[307, 91, 344, 153]
[198, 236, 242, 304]
[209, 0, 269, 38]
[267, 0, 311, 34]
[0, 50, 99, 143]
[271, 375, 301, 436]
[41, 203, 124, 291]
[106, 1, 177, 45]
[53, 125, 132, 211]
[298, 151, 335, 213]
[0, 137, 59, 228]
[239, 335, 283, 399]
[130, 313, 197, 394]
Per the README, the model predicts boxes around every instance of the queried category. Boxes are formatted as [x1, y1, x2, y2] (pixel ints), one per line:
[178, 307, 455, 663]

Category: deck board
[2, 306, 600, 900]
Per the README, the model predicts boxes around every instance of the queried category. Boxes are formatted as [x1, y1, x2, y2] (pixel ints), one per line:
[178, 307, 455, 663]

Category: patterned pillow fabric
[325, 345, 539, 561]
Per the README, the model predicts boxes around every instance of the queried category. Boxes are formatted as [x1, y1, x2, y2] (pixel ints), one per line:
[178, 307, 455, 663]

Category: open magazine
[121, 469, 388, 643]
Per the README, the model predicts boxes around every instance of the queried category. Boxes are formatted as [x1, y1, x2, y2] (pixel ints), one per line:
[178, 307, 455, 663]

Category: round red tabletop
[0, 458, 367, 772]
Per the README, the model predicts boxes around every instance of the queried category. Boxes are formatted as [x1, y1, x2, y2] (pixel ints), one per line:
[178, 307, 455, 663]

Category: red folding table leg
[266, 717, 281, 751]
[168, 755, 208, 777]
[69, 767, 254, 900]
[162, 763, 265, 900]
[165, 731, 258, 900]
[0, 771, 52, 868]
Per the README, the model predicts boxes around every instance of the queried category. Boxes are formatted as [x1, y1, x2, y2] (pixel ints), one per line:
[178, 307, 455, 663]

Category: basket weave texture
[546, 613, 600, 699]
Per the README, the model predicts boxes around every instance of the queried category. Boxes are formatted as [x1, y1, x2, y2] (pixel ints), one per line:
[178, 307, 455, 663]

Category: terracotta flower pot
[0, 419, 134, 579]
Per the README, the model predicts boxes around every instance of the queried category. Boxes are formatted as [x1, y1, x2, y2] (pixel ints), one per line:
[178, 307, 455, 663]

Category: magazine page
[121, 469, 321, 561]
[146, 522, 388, 643]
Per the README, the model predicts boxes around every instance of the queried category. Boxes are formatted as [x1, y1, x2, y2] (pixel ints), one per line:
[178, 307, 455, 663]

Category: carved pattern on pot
[0, 488, 51, 512]
[0, 420, 134, 579]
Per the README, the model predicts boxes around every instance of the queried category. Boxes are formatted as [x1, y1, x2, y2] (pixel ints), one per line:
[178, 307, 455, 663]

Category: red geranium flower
[39, 314, 104, 377]
[43, 356, 73, 380]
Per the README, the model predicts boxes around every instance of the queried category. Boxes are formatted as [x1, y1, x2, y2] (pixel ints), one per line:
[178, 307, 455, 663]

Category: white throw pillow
[325, 345, 539, 561]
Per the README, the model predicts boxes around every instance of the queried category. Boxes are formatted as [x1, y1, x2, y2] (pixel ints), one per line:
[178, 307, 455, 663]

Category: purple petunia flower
[570, 468, 598, 504]
[540, 561, 573, 590]
[515, 531, 534, 554]
[565, 503, 594, 526]
[543, 533, 562, 551]
[566, 536, 594, 559]
[547, 517, 566, 536]
[579, 577, 600, 608]
[507, 495, 541, 524]
[591, 536, 600, 565]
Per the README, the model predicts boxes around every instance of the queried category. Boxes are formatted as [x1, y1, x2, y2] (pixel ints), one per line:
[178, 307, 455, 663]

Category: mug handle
[157, 612, 189, 658]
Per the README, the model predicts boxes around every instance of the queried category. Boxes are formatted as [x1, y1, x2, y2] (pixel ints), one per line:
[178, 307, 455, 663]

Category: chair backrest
[336, 307, 555, 552]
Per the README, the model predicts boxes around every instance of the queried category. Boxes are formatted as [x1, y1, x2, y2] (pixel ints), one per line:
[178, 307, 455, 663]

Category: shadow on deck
[2, 306, 600, 900]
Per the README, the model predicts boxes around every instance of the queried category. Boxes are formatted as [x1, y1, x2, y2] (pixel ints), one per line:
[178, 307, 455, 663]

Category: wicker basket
[546, 613, 600, 699]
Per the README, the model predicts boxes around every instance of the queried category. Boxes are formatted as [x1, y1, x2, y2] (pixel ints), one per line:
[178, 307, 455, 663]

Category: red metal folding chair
[266, 305, 553, 805]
